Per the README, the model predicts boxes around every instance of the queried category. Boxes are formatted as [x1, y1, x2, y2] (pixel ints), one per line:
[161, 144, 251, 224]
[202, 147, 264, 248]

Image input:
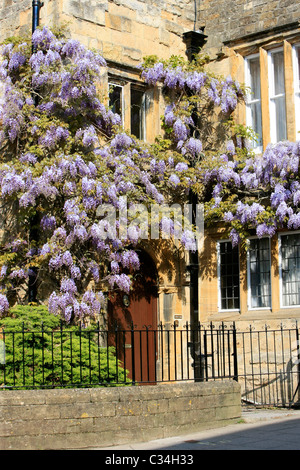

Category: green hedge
[0, 306, 131, 389]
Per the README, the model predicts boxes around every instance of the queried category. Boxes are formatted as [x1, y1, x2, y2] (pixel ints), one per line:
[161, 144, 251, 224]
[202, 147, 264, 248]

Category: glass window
[109, 83, 124, 124]
[219, 241, 240, 310]
[245, 55, 263, 151]
[294, 44, 300, 140]
[280, 233, 300, 307]
[248, 238, 271, 309]
[269, 49, 287, 143]
[131, 87, 145, 140]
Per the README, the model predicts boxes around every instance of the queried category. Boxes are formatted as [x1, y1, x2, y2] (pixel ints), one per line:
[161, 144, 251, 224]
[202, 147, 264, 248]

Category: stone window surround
[223, 21, 300, 150]
[106, 60, 160, 143]
[216, 231, 300, 315]
[108, 64, 146, 140]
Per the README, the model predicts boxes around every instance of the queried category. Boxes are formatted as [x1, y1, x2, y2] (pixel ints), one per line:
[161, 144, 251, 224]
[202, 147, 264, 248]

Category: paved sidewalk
[93, 408, 300, 451]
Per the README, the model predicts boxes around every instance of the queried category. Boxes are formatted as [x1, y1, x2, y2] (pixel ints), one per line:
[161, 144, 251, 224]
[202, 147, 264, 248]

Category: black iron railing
[235, 322, 300, 408]
[1, 321, 299, 408]
[0, 322, 238, 390]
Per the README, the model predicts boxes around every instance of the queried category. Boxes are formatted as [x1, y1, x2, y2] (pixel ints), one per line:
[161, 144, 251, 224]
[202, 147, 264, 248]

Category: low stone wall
[0, 381, 241, 450]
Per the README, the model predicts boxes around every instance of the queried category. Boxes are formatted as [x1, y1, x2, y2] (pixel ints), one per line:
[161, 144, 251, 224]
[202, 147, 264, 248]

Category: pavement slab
[88, 408, 300, 451]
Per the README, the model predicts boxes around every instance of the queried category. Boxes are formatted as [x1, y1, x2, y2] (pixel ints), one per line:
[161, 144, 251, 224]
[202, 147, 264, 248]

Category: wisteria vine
[140, 56, 300, 247]
[0, 27, 216, 321]
[1, 27, 297, 321]
[202, 140, 300, 247]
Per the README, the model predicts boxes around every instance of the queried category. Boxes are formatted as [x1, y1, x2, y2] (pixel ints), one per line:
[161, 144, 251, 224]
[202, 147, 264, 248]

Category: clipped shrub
[0, 306, 131, 389]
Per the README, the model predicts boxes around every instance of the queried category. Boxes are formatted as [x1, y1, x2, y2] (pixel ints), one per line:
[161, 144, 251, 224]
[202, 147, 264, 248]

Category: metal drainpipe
[28, 1, 44, 303]
[182, 28, 207, 327]
[183, 27, 207, 380]
[32, 1, 44, 35]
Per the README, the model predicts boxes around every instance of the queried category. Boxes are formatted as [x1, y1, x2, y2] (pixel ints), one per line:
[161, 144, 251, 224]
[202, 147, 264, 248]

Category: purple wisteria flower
[164, 104, 176, 126]
[82, 125, 98, 148]
[32, 27, 56, 50]
[40, 243, 51, 256]
[141, 62, 165, 85]
[256, 223, 276, 238]
[41, 215, 56, 231]
[49, 254, 63, 270]
[230, 229, 241, 247]
[169, 174, 180, 187]
[226, 140, 235, 155]
[88, 262, 100, 283]
[186, 71, 207, 93]
[0, 294, 9, 316]
[70, 265, 81, 280]
[60, 277, 77, 295]
[181, 138, 202, 158]
[9, 268, 27, 279]
[181, 230, 197, 252]
[173, 119, 189, 142]
[0, 266, 7, 279]
[208, 78, 220, 106]
[108, 273, 131, 293]
[8, 51, 27, 71]
[111, 133, 133, 152]
[121, 250, 140, 270]
[175, 162, 188, 172]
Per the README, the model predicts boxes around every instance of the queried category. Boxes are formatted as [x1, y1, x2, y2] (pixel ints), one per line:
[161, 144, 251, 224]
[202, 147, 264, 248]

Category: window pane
[109, 84, 123, 118]
[274, 95, 287, 142]
[273, 50, 285, 96]
[131, 88, 145, 140]
[281, 234, 300, 307]
[249, 57, 261, 100]
[246, 56, 262, 150]
[219, 242, 240, 310]
[249, 239, 271, 309]
[250, 101, 263, 147]
[269, 50, 287, 143]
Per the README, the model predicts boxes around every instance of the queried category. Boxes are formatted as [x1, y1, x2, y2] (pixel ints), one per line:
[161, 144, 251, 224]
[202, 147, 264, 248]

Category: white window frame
[278, 230, 300, 309]
[217, 240, 240, 312]
[268, 47, 287, 143]
[293, 43, 300, 140]
[247, 237, 272, 311]
[245, 53, 263, 153]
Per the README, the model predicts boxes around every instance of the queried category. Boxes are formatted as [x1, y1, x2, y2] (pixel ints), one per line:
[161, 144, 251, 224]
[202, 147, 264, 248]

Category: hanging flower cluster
[202, 140, 300, 246]
[140, 57, 300, 247]
[141, 57, 244, 161]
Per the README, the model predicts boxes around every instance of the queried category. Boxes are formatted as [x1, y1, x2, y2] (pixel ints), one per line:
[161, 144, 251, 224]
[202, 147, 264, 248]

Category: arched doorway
[108, 250, 158, 384]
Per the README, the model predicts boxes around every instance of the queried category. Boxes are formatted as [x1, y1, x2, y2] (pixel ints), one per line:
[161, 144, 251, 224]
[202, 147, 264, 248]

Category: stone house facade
[197, 1, 300, 331]
[1, 0, 300, 335]
[0, 0, 200, 334]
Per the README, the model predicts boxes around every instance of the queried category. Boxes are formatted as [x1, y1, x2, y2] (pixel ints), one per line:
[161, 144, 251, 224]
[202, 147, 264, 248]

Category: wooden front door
[108, 250, 158, 384]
